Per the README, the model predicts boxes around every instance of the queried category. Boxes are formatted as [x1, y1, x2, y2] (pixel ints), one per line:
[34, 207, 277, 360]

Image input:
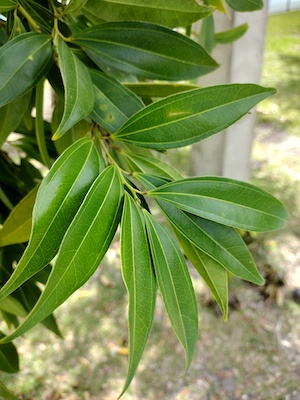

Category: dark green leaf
[0, 138, 102, 301]
[112, 84, 276, 150]
[125, 82, 199, 99]
[199, 15, 215, 53]
[119, 192, 156, 396]
[0, 331, 19, 373]
[226, 0, 263, 11]
[148, 176, 288, 232]
[84, 0, 215, 27]
[52, 38, 95, 140]
[215, 23, 248, 44]
[0, 32, 54, 108]
[19, 0, 54, 33]
[0, 166, 123, 342]
[72, 22, 218, 81]
[143, 210, 198, 370]
[89, 69, 144, 133]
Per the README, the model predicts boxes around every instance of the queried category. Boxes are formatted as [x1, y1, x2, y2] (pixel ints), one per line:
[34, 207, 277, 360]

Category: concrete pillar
[190, 3, 269, 181]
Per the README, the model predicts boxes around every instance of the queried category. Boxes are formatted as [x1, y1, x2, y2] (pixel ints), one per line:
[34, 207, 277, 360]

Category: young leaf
[119, 192, 156, 396]
[148, 176, 288, 232]
[84, 0, 215, 27]
[0, 32, 53, 108]
[226, 0, 263, 11]
[72, 22, 218, 81]
[89, 69, 144, 133]
[112, 84, 276, 149]
[0, 138, 102, 301]
[215, 23, 248, 45]
[0, 166, 124, 343]
[52, 38, 95, 140]
[0, 0, 17, 12]
[143, 210, 198, 370]
[0, 332, 19, 373]
[174, 229, 228, 320]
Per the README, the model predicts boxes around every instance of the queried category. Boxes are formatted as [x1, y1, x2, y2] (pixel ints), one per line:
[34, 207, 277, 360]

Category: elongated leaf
[175, 230, 228, 320]
[0, 166, 123, 343]
[125, 83, 199, 99]
[0, 0, 17, 12]
[52, 38, 95, 140]
[143, 210, 198, 370]
[0, 296, 27, 317]
[64, 0, 89, 14]
[89, 69, 144, 133]
[0, 138, 102, 301]
[72, 22, 218, 81]
[0, 32, 53, 108]
[112, 84, 276, 149]
[0, 185, 38, 248]
[0, 382, 20, 400]
[215, 23, 248, 44]
[148, 176, 288, 232]
[199, 15, 215, 54]
[0, 92, 32, 148]
[119, 193, 156, 396]
[84, 0, 215, 27]
[207, 0, 227, 13]
[226, 0, 263, 11]
[0, 332, 19, 373]
[19, 0, 54, 33]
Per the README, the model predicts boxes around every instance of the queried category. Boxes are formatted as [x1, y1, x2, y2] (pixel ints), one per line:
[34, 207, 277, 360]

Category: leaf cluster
[0, 0, 285, 398]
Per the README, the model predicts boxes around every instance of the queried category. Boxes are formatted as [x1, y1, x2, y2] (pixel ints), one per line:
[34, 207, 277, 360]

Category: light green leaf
[175, 230, 228, 320]
[0, 92, 32, 148]
[0, 296, 27, 317]
[52, 38, 95, 140]
[64, 0, 89, 14]
[148, 176, 288, 232]
[215, 23, 248, 44]
[125, 82, 199, 99]
[119, 192, 156, 396]
[0, 332, 19, 374]
[0, 0, 17, 12]
[0, 382, 20, 400]
[207, 0, 227, 13]
[0, 166, 123, 343]
[0, 32, 53, 108]
[72, 22, 218, 81]
[0, 138, 102, 301]
[143, 210, 198, 370]
[84, 0, 215, 27]
[199, 15, 215, 54]
[112, 84, 276, 150]
[89, 69, 144, 133]
[225, 0, 263, 11]
[9, 15, 27, 40]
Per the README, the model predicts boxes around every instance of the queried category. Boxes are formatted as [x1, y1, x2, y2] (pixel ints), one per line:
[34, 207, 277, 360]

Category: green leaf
[112, 84, 276, 150]
[0, 166, 123, 343]
[143, 210, 198, 370]
[207, 0, 227, 13]
[119, 192, 156, 396]
[72, 22, 218, 81]
[125, 83, 199, 99]
[84, 0, 215, 27]
[0, 32, 54, 108]
[64, 0, 89, 15]
[9, 15, 27, 40]
[0, 138, 102, 301]
[199, 15, 215, 54]
[89, 69, 144, 133]
[148, 176, 288, 232]
[215, 23, 248, 44]
[0, 296, 27, 317]
[0, 92, 32, 148]
[225, 0, 263, 11]
[0, 332, 19, 374]
[175, 230, 228, 320]
[19, 0, 54, 33]
[0, 0, 17, 12]
[52, 38, 95, 140]
[0, 382, 20, 400]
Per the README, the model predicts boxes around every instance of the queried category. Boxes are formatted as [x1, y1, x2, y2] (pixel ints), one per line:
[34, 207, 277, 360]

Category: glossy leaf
[89, 69, 144, 133]
[0, 332, 19, 373]
[226, 0, 263, 11]
[84, 0, 215, 27]
[112, 84, 276, 150]
[0, 166, 123, 343]
[0, 92, 32, 148]
[0, 382, 20, 400]
[175, 230, 228, 320]
[143, 210, 198, 370]
[215, 23, 248, 44]
[72, 22, 218, 81]
[148, 176, 288, 232]
[0, 0, 17, 12]
[52, 38, 95, 140]
[125, 83, 199, 99]
[0, 138, 102, 301]
[0, 32, 53, 108]
[120, 193, 156, 396]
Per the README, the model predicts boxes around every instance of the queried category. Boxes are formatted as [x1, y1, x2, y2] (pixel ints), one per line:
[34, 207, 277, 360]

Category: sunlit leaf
[112, 84, 275, 149]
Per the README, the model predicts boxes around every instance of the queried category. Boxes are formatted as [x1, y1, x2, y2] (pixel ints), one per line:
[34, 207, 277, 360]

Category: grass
[1, 10, 300, 400]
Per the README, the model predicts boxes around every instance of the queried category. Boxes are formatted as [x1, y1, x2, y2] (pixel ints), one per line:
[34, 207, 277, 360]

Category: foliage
[0, 0, 287, 398]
